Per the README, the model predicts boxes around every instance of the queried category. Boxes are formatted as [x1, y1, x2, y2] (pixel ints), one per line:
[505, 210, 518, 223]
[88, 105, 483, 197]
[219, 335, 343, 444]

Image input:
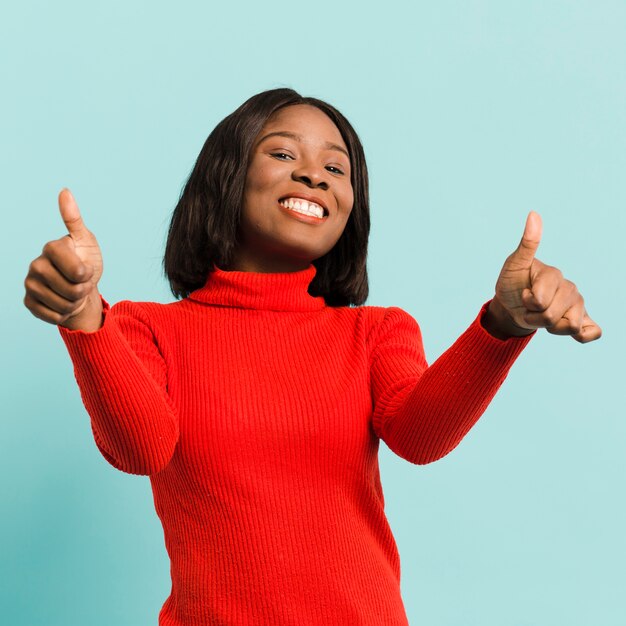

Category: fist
[484, 212, 602, 343]
[24, 189, 104, 332]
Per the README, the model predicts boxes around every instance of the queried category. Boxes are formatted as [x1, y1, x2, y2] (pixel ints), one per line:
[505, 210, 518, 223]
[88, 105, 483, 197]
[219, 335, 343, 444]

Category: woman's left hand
[482, 211, 602, 343]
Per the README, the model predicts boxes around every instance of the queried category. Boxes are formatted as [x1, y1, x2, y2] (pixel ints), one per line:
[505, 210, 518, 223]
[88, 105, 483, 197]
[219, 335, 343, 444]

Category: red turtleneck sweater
[59, 264, 532, 625]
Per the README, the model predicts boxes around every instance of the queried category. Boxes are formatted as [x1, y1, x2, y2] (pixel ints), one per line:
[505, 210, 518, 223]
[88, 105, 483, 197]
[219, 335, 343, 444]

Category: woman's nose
[291, 163, 329, 190]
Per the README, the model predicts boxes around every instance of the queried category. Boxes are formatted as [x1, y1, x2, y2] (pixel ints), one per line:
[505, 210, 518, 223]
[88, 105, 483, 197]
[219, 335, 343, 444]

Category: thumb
[512, 211, 542, 265]
[58, 188, 89, 239]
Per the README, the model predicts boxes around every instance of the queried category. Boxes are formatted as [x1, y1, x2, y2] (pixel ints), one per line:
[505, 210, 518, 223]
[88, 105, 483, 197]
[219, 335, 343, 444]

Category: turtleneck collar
[187, 263, 326, 312]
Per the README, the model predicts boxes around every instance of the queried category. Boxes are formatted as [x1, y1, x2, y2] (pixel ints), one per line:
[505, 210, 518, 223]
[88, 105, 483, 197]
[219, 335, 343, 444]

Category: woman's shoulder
[334, 303, 422, 343]
[347, 303, 419, 324]
[107, 297, 192, 326]
[109, 297, 179, 312]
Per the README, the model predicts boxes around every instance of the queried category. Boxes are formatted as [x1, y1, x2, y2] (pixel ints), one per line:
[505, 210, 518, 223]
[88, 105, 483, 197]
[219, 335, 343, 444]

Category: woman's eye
[270, 152, 345, 175]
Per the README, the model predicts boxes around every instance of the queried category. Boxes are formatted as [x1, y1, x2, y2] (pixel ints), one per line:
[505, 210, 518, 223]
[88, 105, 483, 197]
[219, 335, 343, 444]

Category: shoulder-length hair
[163, 87, 370, 307]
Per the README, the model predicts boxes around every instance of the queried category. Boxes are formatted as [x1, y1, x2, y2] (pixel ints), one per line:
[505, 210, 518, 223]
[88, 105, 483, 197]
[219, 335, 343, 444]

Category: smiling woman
[23, 87, 600, 626]
[163, 89, 370, 306]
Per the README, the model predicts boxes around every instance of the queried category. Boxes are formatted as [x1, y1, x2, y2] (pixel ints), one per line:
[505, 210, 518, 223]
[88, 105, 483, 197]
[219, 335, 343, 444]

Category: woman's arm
[369, 212, 600, 464]
[24, 189, 179, 475]
[369, 304, 531, 464]
[58, 299, 179, 476]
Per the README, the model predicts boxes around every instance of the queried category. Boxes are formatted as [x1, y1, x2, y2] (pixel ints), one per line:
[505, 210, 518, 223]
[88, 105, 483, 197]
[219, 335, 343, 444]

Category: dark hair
[163, 88, 370, 306]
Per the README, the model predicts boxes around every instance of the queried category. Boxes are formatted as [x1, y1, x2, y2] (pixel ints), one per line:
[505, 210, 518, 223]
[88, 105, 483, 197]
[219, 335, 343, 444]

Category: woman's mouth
[279, 197, 328, 218]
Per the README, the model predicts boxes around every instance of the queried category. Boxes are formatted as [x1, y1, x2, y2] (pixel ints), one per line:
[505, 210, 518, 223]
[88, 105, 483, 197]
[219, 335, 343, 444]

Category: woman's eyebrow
[257, 131, 349, 159]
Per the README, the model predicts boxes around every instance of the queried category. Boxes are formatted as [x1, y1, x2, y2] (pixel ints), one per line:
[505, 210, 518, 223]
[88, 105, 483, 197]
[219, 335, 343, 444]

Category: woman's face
[230, 104, 354, 273]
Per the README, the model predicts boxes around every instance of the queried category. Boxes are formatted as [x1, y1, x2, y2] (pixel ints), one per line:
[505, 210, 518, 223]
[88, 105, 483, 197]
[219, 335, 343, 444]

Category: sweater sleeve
[58, 298, 179, 476]
[369, 301, 533, 464]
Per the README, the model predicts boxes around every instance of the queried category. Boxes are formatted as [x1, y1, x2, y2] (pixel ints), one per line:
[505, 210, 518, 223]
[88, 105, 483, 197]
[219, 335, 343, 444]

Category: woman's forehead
[260, 104, 347, 150]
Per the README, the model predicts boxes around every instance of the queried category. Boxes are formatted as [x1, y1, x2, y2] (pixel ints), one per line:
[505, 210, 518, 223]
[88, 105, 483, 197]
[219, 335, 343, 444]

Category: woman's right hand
[24, 188, 104, 332]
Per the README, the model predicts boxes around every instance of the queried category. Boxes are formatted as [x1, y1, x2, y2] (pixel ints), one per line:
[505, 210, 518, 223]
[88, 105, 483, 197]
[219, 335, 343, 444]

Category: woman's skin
[23, 104, 601, 343]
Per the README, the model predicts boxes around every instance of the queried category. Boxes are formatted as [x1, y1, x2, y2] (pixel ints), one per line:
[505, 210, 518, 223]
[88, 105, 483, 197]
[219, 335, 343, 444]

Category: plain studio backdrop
[1, 1, 624, 625]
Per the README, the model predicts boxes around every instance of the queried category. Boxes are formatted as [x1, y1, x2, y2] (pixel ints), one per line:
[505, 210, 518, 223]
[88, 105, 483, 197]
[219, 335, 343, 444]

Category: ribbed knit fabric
[59, 263, 533, 626]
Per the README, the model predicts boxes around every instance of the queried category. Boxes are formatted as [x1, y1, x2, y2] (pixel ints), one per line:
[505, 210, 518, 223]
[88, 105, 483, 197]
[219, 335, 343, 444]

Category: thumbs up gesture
[482, 211, 601, 343]
[24, 189, 104, 332]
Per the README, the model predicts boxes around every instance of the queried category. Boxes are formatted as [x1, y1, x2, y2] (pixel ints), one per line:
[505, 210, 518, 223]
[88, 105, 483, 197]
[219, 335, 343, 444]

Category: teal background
[1, 1, 624, 624]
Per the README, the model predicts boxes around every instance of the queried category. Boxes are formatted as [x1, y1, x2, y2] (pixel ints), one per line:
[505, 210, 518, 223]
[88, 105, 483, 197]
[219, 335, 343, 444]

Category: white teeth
[280, 197, 325, 218]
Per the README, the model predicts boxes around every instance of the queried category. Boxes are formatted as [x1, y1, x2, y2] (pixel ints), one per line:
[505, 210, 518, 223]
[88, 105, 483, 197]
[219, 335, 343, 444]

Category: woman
[23, 88, 601, 625]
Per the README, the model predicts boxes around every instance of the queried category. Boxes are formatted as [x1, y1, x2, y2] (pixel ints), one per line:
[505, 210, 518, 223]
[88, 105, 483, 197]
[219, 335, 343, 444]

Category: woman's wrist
[60, 290, 104, 333]
[481, 297, 535, 340]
